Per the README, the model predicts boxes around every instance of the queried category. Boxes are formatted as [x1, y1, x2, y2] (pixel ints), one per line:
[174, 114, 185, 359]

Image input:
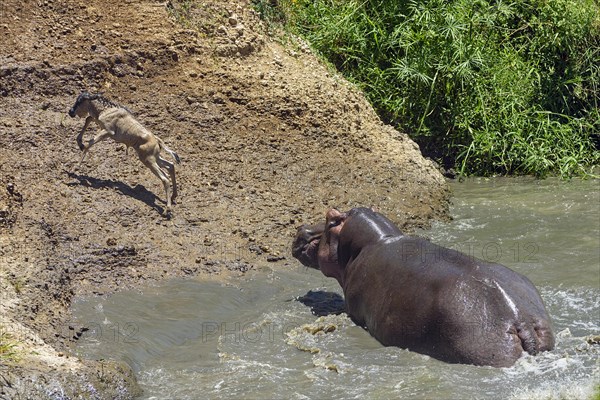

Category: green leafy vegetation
[255, 0, 600, 177]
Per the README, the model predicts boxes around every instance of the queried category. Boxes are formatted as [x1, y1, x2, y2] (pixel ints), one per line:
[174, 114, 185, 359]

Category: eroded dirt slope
[0, 0, 449, 398]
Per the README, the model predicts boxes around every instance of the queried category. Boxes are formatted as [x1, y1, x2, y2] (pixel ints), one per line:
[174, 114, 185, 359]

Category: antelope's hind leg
[158, 156, 177, 203]
[143, 157, 172, 213]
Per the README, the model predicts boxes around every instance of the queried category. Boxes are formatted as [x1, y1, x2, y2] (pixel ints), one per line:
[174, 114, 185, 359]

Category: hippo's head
[292, 209, 349, 284]
[292, 222, 325, 269]
[293, 208, 403, 285]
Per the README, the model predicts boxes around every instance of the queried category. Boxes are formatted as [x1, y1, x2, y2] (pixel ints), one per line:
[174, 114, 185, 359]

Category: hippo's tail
[517, 320, 555, 355]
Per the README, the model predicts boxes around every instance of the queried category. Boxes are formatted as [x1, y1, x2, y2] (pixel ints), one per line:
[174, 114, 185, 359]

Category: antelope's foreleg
[77, 116, 94, 151]
[79, 130, 113, 166]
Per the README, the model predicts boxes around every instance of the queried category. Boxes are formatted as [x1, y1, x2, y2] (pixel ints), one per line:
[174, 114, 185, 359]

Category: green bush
[257, 0, 600, 177]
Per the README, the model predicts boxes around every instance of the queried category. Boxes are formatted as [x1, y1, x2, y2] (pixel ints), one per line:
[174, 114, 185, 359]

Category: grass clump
[256, 0, 600, 177]
[166, 0, 229, 35]
[0, 330, 20, 363]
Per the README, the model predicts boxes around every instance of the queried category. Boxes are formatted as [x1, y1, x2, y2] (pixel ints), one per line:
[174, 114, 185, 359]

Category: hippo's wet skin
[292, 207, 555, 367]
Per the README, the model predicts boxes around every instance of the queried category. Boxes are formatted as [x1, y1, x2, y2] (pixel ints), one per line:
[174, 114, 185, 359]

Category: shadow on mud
[296, 290, 346, 317]
[67, 172, 165, 215]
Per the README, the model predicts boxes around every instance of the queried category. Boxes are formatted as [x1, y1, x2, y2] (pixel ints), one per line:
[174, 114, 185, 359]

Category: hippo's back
[429, 250, 555, 366]
[346, 235, 555, 367]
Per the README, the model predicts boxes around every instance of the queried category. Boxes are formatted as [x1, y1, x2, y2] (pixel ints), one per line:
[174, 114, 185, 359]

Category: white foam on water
[508, 377, 598, 400]
[494, 285, 600, 400]
[540, 287, 600, 334]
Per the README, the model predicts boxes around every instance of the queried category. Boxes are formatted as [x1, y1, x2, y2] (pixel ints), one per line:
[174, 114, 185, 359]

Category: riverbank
[0, 0, 448, 397]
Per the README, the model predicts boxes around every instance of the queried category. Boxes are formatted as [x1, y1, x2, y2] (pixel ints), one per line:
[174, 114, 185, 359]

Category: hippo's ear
[326, 207, 340, 217]
[370, 206, 379, 213]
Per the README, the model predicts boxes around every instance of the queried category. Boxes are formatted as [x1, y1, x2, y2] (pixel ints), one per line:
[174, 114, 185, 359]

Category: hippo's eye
[328, 219, 342, 229]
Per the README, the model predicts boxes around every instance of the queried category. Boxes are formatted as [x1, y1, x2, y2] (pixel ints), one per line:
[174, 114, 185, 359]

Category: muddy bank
[0, 0, 449, 398]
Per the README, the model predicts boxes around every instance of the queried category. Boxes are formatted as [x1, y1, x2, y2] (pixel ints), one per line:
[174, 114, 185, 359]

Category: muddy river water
[72, 178, 599, 399]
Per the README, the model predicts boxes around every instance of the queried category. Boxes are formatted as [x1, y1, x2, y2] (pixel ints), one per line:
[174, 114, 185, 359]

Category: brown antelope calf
[69, 92, 180, 213]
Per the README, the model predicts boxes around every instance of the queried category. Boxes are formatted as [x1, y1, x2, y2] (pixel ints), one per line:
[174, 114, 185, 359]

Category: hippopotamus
[292, 207, 555, 367]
